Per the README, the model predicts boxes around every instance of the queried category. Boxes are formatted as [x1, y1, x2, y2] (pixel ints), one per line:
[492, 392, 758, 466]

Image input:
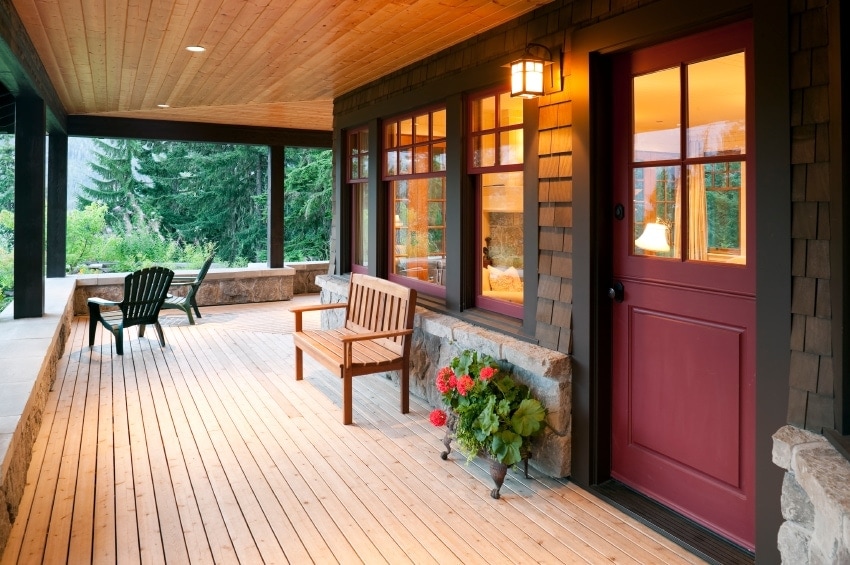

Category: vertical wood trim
[523, 97, 540, 335]
[268, 145, 284, 268]
[829, 0, 850, 436]
[445, 93, 466, 311]
[14, 96, 46, 318]
[47, 132, 68, 278]
[367, 118, 383, 277]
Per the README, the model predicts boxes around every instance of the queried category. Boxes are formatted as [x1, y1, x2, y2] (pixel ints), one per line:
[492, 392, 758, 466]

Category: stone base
[72, 266, 298, 316]
[773, 425, 850, 564]
[315, 274, 572, 478]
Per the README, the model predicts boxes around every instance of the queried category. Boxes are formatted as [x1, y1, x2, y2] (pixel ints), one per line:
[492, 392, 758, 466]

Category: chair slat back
[345, 273, 416, 356]
[122, 267, 175, 325]
[186, 255, 214, 299]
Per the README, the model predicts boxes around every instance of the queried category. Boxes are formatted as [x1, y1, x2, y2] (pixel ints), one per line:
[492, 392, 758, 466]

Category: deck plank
[1, 298, 708, 565]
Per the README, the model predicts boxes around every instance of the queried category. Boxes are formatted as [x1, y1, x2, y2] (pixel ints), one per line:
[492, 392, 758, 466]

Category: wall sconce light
[634, 222, 671, 253]
[510, 43, 562, 98]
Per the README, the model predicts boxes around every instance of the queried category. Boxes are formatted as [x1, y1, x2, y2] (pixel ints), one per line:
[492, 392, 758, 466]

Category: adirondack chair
[88, 266, 175, 355]
[161, 255, 214, 324]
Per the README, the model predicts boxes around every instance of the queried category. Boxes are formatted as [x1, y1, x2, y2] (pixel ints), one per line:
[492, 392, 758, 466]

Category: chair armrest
[289, 302, 348, 314]
[169, 281, 196, 287]
[88, 297, 120, 307]
[171, 276, 197, 284]
[340, 328, 413, 342]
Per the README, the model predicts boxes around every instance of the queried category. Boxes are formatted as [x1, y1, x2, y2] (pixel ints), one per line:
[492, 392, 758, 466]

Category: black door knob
[608, 282, 624, 303]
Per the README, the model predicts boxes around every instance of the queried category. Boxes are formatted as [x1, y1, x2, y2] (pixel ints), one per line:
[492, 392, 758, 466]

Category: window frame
[347, 127, 370, 274]
[383, 106, 448, 298]
[468, 87, 525, 319]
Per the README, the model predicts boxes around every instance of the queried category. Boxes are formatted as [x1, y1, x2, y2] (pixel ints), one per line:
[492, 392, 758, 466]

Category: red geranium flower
[456, 374, 475, 396]
[435, 366, 454, 393]
[479, 366, 496, 381]
[429, 409, 447, 427]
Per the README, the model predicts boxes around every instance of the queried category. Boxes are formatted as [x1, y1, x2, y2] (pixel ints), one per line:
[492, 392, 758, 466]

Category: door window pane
[687, 53, 746, 158]
[688, 161, 745, 263]
[633, 166, 680, 258]
[353, 183, 368, 267]
[633, 67, 680, 162]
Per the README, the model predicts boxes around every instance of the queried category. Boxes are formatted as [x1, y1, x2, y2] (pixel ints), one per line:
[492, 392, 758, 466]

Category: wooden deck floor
[1, 297, 708, 564]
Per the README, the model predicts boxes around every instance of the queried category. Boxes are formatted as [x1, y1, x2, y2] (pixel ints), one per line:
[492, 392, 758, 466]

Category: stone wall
[72, 266, 299, 316]
[315, 275, 572, 478]
[773, 425, 850, 564]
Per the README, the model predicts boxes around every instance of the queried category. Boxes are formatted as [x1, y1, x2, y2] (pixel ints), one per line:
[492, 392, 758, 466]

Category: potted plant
[429, 349, 547, 498]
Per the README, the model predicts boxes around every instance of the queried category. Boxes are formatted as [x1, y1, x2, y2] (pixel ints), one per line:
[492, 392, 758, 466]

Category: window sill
[416, 294, 537, 345]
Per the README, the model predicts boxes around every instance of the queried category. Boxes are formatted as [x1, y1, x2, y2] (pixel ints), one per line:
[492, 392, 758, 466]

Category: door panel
[609, 20, 755, 550]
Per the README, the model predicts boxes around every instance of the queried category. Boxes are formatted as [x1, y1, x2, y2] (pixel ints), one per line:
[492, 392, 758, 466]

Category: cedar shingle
[551, 252, 573, 278]
[539, 105, 558, 130]
[802, 85, 829, 124]
[535, 321, 560, 350]
[804, 316, 832, 356]
[549, 180, 573, 202]
[806, 239, 830, 278]
[790, 313, 806, 351]
[805, 392, 834, 431]
[790, 50, 811, 89]
[817, 355, 833, 395]
[792, 240, 807, 276]
[789, 350, 819, 391]
[552, 127, 573, 153]
[791, 201, 818, 239]
[816, 123, 830, 162]
[552, 300, 572, 328]
[539, 250, 553, 275]
[791, 125, 816, 164]
[553, 203, 573, 228]
[815, 277, 831, 318]
[558, 155, 573, 178]
[538, 274, 561, 301]
[540, 226, 565, 251]
[539, 204, 555, 227]
[792, 163, 807, 202]
[791, 276, 816, 316]
[817, 202, 830, 239]
[560, 280, 573, 303]
[536, 297, 554, 324]
[538, 130, 553, 156]
[806, 161, 829, 201]
[786, 387, 807, 428]
[557, 329, 572, 355]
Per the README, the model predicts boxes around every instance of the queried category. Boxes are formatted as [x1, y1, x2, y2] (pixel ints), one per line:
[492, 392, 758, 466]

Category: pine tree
[77, 138, 152, 233]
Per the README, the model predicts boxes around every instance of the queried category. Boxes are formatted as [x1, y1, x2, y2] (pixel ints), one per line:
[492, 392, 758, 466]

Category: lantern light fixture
[509, 43, 562, 98]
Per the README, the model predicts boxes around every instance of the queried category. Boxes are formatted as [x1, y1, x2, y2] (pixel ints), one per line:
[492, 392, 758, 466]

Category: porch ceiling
[11, 0, 553, 131]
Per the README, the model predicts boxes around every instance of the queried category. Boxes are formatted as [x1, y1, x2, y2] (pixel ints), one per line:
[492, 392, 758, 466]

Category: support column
[268, 145, 284, 268]
[14, 96, 46, 318]
[46, 132, 67, 278]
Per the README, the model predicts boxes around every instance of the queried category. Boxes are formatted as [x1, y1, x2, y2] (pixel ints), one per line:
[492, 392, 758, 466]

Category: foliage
[67, 202, 110, 269]
[283, 148, 332, 261]
[430, 350, 546, 466]
[0, 135, 14, 212]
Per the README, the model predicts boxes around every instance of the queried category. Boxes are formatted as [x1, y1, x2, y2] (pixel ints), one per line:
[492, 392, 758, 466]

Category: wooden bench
[290, 273, 417, 424]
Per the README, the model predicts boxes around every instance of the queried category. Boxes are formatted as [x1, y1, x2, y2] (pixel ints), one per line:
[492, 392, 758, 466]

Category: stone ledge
[71, 266, 300, 316]
[0, 278, 76, 556]
[314, 274, 572, 478]
[773, 425, 850, 564]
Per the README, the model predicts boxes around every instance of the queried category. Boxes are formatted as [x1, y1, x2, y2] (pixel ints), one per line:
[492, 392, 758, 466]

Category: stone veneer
[773, 425, 850, 564]
[314, 274, 572, 478]
[70, 262, 329, 316]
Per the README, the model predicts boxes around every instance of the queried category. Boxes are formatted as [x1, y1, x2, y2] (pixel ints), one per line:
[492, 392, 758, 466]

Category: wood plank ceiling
[11, 0, 552, 131]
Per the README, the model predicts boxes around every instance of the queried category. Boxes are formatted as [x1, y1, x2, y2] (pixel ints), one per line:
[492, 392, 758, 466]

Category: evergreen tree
[77, 138, 152, 233]
[283, 148, 332, 261]
[0, 134, 14, 212]
[135, 141, 268, 264]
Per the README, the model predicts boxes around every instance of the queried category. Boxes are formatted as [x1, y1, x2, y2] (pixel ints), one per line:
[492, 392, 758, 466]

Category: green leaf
[511, 398, 546, 437]
[491, 430, 523, 465]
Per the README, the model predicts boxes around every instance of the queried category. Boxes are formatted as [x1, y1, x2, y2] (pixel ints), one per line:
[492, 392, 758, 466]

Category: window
[348, 128, 369, 271]
[385, 108, 447, 294]
[631, 52, 746, 263]
[469, 89, 524, 317]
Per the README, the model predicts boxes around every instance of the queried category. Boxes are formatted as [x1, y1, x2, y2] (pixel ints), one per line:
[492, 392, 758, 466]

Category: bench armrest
[289, 302, 348, 314]
[340, 328, 413, 343]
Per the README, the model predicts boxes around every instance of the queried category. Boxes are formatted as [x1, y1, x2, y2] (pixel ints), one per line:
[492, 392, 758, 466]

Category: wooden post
[268, 145, 284, 268]
[47, 132, 68, 278]
[14, 96, 46, 318]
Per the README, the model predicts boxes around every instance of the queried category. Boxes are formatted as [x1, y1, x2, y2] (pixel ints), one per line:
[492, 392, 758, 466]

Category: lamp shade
[511, 58, 544, 98]
[634, 222, 670, 253]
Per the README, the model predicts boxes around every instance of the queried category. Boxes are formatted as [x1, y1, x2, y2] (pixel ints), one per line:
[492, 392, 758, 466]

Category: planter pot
[439, 415, 530, 499]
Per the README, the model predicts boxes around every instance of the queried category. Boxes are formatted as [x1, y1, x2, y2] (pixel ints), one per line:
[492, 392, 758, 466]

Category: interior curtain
[688, 164, 708, 261]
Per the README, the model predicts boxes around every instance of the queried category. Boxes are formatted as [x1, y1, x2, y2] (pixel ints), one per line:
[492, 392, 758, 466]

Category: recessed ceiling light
[157, 104, 170, 108]
[185, 45, 206, 52]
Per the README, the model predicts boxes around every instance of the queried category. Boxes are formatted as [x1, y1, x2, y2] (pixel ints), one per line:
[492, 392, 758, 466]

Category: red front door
[610, 21, 756, 550]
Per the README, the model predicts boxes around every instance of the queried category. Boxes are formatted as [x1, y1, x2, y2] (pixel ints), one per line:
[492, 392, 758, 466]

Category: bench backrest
[345, 273, 417, 356]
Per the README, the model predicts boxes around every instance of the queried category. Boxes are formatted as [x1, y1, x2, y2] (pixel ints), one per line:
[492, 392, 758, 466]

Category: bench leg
[295, 347, 303, 380]
[400, 364, 410, 415]
[342, 369, 353, 425]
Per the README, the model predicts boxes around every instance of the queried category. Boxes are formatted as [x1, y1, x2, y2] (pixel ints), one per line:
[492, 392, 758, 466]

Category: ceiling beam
[67, 115, 332, 147]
